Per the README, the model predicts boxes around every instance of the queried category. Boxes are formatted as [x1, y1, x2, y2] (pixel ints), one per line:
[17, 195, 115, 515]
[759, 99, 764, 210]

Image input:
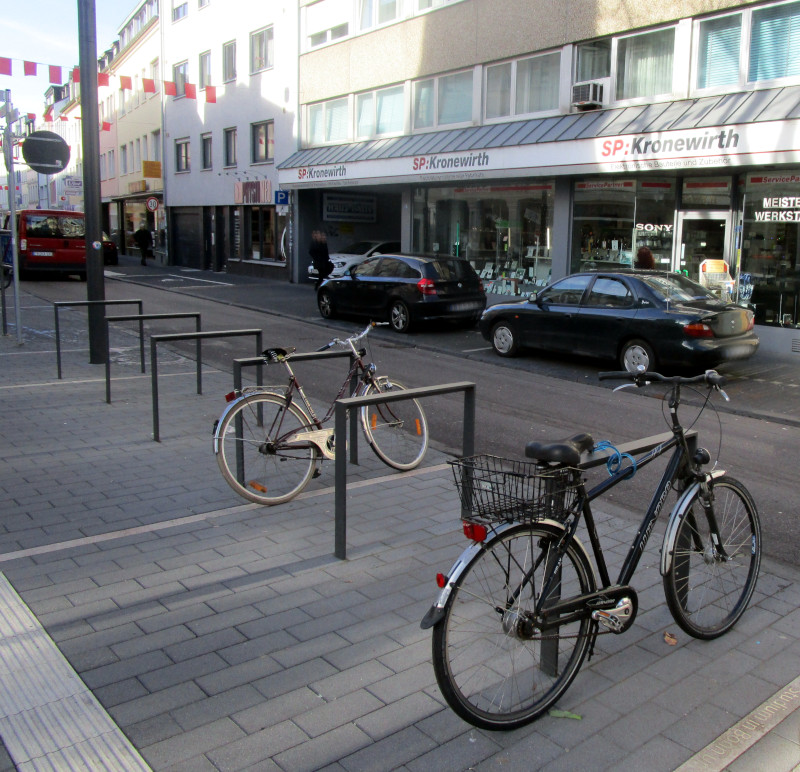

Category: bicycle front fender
[660, 469, 727, 576]
[420, 519, 590, 629]
[212, 391, 289, 454]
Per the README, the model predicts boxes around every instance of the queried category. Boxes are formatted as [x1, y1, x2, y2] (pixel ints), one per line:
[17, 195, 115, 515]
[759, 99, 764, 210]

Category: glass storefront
[741, 172, 800, 327]
[229, 205, 286, 264]
[411, 183, 554, 294]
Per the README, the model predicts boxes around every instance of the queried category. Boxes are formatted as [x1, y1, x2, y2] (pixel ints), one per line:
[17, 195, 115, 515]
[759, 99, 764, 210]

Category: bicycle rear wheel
[361, 377, 428, 470]
[216, 393, 317, 505]
[432, 523, 596, 730]
[664, 476, 761, 640]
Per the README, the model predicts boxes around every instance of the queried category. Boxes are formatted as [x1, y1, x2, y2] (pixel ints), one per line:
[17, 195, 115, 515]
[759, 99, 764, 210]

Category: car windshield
[639, 273, 718, 302]
[338, 241, 379, 255]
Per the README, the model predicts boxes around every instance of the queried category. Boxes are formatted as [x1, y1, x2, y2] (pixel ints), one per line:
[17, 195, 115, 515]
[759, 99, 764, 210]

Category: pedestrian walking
[134, 224, 153, 266]
[309, 229, 333, 288]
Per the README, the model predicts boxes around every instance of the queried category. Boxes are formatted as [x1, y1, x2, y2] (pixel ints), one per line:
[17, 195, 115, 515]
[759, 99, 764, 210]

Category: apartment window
[750, 1, 800, 82]
[199, 0, 209, 6]
[120, 144, 128, 174]
[250, 26, 274, 73]
[135, 138, 141, 171]
[306, 0, 349, 48]
[172, 1, 188, 21]
[616, 27, 675, 100]
[356, 85, 404, 137]
[414, 70, 473, 129]
[515, 52, 560, 114]
[151, 59, 160, 93]
[223, 40, 236, 82]
[224, 127, 237, 166]
[142, 134, 149, 162]
[576, 39, 611, 82]
[100, 155, 107, 180]
[309, 23, 349, 47]
[151, 129, 161, 162]
[697, 15, 741, 89]
[485, 63, 511, 119]
[176, 139, 190, 172]
[108, 149, 116, 176]
[308, 98, 349, 144]
[199, 51, 212, 89]
[201, 133, 213, 169]
[251, 121, 274, 163]
[360, 0, 397, 30]
[173, 61, 188, 96]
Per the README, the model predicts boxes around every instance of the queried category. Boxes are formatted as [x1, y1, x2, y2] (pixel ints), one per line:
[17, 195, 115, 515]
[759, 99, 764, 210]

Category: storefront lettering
[602, 129, 739, 158]
[412, 152, 490, 171]
[754, 196, 800, 221]
[298, 165, 348, 181]
[636, 223, 673, 233]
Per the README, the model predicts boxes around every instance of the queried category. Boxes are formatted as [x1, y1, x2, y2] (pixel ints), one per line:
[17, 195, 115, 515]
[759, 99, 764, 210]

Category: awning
[278, 86, 800, 188]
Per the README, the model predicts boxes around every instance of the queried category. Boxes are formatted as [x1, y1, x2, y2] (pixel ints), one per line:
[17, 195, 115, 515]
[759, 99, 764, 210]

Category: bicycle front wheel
[664, 476, 761, 640]
[216, 393, 318, 506]
[361, 377, 428, 470]
[432, 523, 596, 730]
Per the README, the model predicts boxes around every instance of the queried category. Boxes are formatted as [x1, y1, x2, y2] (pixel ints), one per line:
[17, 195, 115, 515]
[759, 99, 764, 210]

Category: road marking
[0, 573, 151, 770]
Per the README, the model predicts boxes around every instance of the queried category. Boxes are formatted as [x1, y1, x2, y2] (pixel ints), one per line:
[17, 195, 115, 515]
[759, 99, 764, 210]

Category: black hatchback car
[479, 270, 759, 373]
[317, 254, 486, 332]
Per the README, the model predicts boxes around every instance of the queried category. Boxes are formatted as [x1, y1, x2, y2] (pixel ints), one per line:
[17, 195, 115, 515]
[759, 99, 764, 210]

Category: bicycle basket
[449, 455, 579, 525]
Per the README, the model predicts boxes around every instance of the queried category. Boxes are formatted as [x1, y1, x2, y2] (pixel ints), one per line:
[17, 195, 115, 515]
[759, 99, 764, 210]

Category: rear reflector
[225, 391, 237, 402]
[463, 522, 488, 542]
[436, 573, 447, 588]
[249, 481, 267, 493]
[415, 419, 422, 435]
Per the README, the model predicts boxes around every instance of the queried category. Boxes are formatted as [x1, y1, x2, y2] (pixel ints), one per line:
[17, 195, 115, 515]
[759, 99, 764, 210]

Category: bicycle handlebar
[319, 321, 388, 352]
[598, 369, 727, 389]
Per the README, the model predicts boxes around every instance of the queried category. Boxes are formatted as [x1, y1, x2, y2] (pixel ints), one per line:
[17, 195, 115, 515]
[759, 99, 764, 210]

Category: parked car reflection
[479, 270, 759, 373]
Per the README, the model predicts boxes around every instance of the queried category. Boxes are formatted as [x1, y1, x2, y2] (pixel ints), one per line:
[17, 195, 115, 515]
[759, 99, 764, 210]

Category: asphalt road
[12, 261, 800, 567]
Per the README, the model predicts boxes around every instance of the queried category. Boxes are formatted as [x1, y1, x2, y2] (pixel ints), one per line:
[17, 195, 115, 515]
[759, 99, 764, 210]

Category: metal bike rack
[53, 299, 143, 378]
[333, 382, 476, 560]
[149, 329, 262, 441]
[104, 312, 201, 403]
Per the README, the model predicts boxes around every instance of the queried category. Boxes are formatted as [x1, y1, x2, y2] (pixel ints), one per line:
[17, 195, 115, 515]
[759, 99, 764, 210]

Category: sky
[1, 0, 137, 117]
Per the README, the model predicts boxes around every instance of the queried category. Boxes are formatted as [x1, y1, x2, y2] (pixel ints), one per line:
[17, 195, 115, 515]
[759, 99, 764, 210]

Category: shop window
[740, 173, 800, 326]
[749, 1, 800, 82]
[616, 27, 675, 100]
[247, 206, 276, 261]
[223, 40, 236, 82]
[251, 121, 274, 163]
[697, 14, 741, 89]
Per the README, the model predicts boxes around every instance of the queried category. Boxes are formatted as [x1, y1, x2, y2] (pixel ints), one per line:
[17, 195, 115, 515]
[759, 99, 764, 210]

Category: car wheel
[318, 290, 336, 319]
[620, 339, 656, 373]
[389, 300, 412, 333]
[491, 321, 518, 357]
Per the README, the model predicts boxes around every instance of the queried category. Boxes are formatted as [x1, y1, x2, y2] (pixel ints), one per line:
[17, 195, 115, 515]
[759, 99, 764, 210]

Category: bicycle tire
[432, 522, 596, 730]
[361, 377, 428, 470]
[216, 392, 318, 505]
[663, 476, 761, 640]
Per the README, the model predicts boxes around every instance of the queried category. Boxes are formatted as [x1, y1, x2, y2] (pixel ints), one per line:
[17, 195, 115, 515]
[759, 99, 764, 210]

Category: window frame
[199, 50, 212, 89]
[251, 120, 274, 164]
[413, 69, 474, 131]
[250, 26, 274, 74]
[175, 138, 191, 172]
[355, 84, 405, 139]
[201, 132, 213, 170]
[307, 97, 351, 145]
[173, 61, 188, 97]
[223, 127, 237, 167]
[172, 1, 188, 22]
[223, 40, 237, 83]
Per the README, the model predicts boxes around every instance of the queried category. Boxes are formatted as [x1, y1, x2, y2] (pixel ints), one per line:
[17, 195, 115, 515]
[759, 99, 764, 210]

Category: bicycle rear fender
[420, 519, 594, 629]
[660, 469, 727, 576]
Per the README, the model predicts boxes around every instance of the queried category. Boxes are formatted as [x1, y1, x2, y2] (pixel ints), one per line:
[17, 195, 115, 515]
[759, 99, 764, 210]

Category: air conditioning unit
[572, 79, 608, 110]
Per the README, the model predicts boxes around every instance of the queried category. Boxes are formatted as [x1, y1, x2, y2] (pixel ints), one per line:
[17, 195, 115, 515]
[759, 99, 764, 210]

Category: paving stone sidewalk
[1, 288, 799, 771]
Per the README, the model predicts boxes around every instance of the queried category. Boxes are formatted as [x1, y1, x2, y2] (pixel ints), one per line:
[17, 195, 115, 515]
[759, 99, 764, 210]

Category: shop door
[674, 211, 732, 296]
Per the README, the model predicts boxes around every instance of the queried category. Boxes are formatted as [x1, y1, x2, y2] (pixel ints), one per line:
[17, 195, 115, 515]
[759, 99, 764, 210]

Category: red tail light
[683, 322, 714, 339]
[417, 278, 437, 296]
[463, 522, 488, 542]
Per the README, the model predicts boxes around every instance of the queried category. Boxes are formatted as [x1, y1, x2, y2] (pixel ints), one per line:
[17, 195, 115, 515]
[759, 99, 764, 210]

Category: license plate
[448, 301, 482, 312]
[32, 251, 54, 256]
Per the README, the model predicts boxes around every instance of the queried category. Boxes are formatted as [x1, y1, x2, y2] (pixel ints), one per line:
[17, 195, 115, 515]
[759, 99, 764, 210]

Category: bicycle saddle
[525, 432, 594, 466]
[261, 347, 295, 362]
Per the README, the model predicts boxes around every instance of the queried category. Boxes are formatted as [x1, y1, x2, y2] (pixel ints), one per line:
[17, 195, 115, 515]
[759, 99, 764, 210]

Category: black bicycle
[422, 369, 761, 730]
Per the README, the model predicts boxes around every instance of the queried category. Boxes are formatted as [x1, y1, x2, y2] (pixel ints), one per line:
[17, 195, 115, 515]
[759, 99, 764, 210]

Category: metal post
[150, 337, 160, 442]
[54, 305, 62, 379]
[2, 90, 22, 345]
[334, 401, 348, 560]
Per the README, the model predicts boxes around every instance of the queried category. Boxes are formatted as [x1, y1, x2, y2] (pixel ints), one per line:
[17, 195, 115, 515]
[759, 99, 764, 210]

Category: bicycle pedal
[312, 467, 321, 479]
